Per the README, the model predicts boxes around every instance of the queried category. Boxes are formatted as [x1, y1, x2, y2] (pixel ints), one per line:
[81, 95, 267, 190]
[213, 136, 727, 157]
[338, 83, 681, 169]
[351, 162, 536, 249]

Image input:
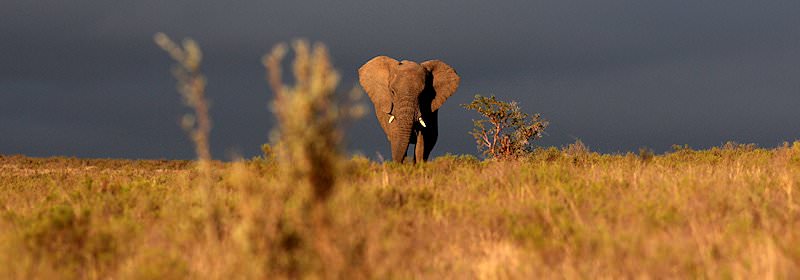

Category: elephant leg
[414, 132, 425, 163]
[422, 130, 437, 162]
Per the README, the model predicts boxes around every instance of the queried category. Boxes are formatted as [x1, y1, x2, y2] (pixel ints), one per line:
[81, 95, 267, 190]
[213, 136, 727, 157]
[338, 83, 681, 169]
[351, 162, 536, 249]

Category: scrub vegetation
[463, 94, 548, 160]
[1, 37, 799, 279]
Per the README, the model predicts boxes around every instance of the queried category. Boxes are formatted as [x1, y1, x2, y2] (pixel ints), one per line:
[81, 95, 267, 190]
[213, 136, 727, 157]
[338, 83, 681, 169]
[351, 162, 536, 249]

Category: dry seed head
[181, 114, 196, 131]
[348, 87, 364, 101]
[263, 39, 352, 207]
[263, 43, 288, 98]
[182, 39, 203, 71]
[153, 32, 185, 62]
[292, 40, 311, 87]
[349, 105, 367, 119]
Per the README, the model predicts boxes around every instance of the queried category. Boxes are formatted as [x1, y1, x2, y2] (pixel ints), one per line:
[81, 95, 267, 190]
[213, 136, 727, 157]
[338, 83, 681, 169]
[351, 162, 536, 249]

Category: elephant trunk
[390, 132, 410, 163]
[390, 95, 418, 163]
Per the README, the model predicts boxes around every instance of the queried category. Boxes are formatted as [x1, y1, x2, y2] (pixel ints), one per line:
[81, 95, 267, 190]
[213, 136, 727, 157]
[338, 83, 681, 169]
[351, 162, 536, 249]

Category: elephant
[358, 56, 460, 163]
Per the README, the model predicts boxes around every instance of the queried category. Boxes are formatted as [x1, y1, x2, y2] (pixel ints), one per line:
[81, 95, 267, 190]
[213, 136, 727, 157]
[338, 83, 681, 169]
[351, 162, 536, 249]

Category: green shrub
[462, 95, 548, 160]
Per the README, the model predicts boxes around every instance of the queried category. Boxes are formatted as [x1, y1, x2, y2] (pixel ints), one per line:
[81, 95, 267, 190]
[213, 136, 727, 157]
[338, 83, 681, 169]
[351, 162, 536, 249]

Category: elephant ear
[421, 60, 460, 112]
[358, 56, 398, 114]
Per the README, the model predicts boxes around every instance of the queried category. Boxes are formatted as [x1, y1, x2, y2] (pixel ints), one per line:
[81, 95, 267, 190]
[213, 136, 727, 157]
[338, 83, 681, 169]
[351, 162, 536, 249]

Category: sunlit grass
[2, 143, 800, 278]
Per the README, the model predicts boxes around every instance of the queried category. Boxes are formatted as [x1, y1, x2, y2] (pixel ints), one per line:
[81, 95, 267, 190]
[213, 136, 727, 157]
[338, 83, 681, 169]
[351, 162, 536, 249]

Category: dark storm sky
[2, 1, 799, 160]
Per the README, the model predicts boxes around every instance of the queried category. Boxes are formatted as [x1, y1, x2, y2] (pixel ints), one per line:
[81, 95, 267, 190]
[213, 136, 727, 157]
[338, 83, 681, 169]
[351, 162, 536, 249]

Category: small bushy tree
[462, 94, 548, 159]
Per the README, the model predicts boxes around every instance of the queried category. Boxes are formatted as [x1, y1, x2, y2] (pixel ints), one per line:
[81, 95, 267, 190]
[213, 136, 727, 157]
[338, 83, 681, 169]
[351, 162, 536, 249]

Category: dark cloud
[2, 1, 799, 159]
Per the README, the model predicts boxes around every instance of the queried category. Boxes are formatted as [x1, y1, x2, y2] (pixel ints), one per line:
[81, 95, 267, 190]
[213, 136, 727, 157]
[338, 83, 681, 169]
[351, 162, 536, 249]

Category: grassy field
[2, 142, 799, 279]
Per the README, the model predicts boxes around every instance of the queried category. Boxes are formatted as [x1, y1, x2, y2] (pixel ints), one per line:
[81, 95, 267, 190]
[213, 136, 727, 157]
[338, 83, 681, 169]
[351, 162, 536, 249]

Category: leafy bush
[462, 95, 548, 160]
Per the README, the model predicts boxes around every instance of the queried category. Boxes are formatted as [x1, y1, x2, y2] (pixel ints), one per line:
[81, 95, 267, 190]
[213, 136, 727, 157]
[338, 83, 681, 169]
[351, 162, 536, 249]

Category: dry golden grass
[2, 144, 800, 279]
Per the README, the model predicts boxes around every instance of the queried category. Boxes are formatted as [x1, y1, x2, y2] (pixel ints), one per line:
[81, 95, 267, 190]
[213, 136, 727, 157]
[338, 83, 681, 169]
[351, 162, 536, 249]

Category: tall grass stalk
[263, 40, 341, 202]
[154, 33, 222, 240]
[153, 33, 212, 175]
[262, 40, 346, 278]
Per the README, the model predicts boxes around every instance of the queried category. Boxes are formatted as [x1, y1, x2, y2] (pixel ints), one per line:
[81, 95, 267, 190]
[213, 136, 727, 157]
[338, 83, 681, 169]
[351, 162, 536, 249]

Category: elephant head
[358, 56, 460, 163]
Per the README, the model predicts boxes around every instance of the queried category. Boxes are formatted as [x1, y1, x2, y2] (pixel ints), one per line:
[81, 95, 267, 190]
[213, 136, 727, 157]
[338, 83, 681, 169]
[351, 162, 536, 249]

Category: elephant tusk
[388, 115, 395, 124]
[418, 118, 427, 128]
